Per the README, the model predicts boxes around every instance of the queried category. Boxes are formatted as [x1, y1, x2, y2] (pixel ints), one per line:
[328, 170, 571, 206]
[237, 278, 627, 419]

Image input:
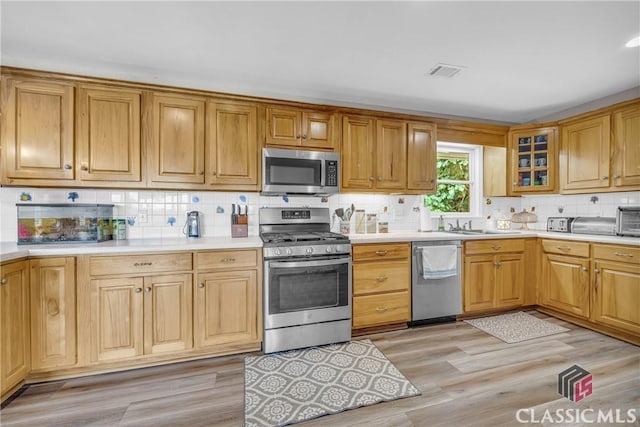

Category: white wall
[2, 186, 638, 242]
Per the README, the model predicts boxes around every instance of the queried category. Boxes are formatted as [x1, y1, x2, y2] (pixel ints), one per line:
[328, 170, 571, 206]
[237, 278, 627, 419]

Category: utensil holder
[231, 224, 248, 238]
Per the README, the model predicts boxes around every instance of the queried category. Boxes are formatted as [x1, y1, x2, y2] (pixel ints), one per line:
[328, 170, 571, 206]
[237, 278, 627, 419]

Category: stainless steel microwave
[262, 148, 340, 196]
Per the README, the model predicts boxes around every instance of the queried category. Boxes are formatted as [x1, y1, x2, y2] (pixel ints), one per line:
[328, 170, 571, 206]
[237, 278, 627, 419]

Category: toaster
[546, 217, 574, 233]
[617, 206, 640, 237]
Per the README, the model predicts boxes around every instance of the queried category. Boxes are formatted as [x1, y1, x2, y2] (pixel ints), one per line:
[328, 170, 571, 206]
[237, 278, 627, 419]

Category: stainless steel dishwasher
[410, 240, 462, 326]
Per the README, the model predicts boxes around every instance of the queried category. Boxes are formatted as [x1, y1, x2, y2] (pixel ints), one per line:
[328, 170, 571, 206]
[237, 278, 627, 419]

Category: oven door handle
[268, 258, 350, 268]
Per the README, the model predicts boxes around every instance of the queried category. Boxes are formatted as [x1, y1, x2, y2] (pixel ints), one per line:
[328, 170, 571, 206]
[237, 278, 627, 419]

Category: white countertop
[0, 236, 264, 263]
[1, 231, 637, 263]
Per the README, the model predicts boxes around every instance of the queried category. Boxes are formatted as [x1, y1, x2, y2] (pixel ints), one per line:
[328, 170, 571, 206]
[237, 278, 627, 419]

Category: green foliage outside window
[424, 156, 470, 213]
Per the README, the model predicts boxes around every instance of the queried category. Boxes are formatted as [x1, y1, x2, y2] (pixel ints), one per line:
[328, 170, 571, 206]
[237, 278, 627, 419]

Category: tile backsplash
[1, 187, 638, 242]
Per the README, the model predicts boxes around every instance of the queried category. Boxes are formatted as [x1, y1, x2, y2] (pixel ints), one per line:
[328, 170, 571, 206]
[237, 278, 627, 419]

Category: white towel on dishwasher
[421, 245, 457, 279]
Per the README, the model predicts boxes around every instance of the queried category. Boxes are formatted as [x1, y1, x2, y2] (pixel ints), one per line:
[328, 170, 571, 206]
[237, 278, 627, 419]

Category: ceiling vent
[427, 63, 465, 78]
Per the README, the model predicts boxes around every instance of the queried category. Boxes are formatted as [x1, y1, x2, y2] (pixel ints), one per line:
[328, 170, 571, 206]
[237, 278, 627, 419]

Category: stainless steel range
[260, 207, 352, 354]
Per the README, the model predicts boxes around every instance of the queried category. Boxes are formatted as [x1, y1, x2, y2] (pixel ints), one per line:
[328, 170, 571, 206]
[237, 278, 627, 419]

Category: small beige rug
[465, 311, 569, 343]
[244, 339, 420, 427]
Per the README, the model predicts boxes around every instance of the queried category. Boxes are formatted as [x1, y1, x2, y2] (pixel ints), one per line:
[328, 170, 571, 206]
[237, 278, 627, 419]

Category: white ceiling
[1, 1, 639, 124]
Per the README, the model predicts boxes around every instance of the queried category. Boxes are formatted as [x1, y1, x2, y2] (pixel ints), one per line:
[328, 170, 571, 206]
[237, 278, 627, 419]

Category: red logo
[558, 365, 593, 402]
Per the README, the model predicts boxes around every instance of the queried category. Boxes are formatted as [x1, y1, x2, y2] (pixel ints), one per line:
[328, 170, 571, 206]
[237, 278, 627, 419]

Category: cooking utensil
[349, 204, 355, 220]
[335, 208, 344, 220]
[344, 208, 351, 222]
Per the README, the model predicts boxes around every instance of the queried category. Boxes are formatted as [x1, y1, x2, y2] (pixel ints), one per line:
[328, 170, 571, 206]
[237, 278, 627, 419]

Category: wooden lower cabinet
[1, 260, 30, 398]
[194, 270, 258, 348]
[30, 257, 76, 370]
[463, 240, 525, 313]
[352, 243, 411, 330]
[90, 273, 192, 362]
[591, 244, 640, 336]
[540, 253, 590, 318]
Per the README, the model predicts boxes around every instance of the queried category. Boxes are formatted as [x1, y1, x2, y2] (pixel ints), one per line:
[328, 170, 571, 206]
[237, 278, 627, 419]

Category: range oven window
[268, 262, 349, 314]
[265, 157, 322, 186]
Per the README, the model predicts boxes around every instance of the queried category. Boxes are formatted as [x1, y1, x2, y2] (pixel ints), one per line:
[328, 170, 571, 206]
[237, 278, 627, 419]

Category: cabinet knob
[369, 176, 375, 181]
[145, 287, 152, 293]
[135, 288, 142, 293]
[198, 170, 204, 175]
[613, 174, 620, 179]
[378, 177, 383, 181]
[81, 164, 89, 171]
[64, 163, 72, 170]
[198, 283, 205, 288]
[581, 266, 588, 272]
[494, 261, 502, 267]
[0, 278, 7, 285]
[296, 134, 301, 138]
[594, 268, 600, 274]
[601, 176, 608, 180]
[302, 134, 308, 139]
[211, 171, 217, 176]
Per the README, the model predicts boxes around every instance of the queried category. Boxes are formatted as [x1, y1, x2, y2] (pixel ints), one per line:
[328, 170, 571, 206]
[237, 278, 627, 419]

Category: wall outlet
[139, 209, 148, 223]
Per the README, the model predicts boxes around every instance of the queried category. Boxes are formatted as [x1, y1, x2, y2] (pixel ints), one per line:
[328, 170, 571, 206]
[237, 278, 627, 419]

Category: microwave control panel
[325, 160, 338, 187]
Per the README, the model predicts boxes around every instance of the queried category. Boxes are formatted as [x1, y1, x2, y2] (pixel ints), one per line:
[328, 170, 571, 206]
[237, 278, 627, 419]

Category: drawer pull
[133, 262, 153, 267]
[557, 246, 572, 251]
[221, 258, 236, 263]
[0, 278, 7, 285]
[614, 252, 634, 258]
[376, 275, 388, 282]
[375, 250, 388, 256]
[491, 245, 502, 250]
[375, 306, 388, 313]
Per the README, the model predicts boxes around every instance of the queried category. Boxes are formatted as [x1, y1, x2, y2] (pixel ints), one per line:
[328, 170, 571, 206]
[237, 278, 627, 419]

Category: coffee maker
[184, 211, 201, 238]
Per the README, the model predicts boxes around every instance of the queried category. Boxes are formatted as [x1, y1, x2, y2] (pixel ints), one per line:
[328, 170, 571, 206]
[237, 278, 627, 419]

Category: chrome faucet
[448, 219, 462, 231]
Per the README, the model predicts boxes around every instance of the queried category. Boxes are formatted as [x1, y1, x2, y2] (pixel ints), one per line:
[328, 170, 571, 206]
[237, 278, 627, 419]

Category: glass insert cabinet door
[510, 127, 556, 193]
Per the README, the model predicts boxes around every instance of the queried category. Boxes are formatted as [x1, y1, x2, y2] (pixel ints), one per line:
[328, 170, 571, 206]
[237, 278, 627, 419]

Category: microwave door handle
[269, 258, 350, 268]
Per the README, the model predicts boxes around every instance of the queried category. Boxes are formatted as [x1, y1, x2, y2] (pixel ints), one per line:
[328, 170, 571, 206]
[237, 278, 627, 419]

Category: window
[424, 142, 482, 216]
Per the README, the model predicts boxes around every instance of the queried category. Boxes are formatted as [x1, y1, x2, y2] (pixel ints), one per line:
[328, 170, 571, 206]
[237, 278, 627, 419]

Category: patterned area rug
[465, 311, 569, 343]
[244, 339, 421, 426]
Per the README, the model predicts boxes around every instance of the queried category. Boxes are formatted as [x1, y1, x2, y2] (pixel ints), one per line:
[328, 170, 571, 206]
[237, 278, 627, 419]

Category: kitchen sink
[445, 229, 521, 235]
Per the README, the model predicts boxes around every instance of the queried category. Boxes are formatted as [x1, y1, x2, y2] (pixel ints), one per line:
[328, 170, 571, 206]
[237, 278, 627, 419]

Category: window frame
[426, 141, 483, 218]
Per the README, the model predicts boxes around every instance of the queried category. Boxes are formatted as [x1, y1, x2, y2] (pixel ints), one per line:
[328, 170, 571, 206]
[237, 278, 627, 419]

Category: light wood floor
[2, 311, 638, 426]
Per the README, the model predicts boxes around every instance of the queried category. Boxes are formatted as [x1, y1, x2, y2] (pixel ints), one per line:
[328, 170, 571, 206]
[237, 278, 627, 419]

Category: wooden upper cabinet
[266, 106, 335, 150]
[407, 122, 436, 192]
[560, 115, 611, 192]
[149, 93, 206, 184]
[509, 126, 556, 194]
[376, 119, 407, 190]
[341, 115, 375, 190]
[1, 78, 75, 182]
[612, 104, 640, 189]
[207, 101, 259, 189]
[77, 85, 142, 183]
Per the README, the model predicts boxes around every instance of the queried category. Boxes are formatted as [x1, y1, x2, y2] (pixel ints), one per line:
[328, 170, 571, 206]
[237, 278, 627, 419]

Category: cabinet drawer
[541, 239, 590, 258]
[353, 261, 410, 295]
[353, 292, 410, 328]
[464, 239, 525, 255]
[196, 249, 259, 270]
[353, 243, 410, 261]
[592, 244, 640, 265]
[90, 253, 192, 276]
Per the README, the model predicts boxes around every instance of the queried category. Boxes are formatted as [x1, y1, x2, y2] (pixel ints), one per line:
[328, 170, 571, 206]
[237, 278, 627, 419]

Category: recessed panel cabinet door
[90, 277, 143, 362]
[341, 116, 375, 190]
[265, 107, 301, 146]
[613, 105, 640, 188]
[593, 261, 640, 335]
[463, 254, 496, 312]
[541, 254, 590, 318]
[150, 94, 206, 184]
[0, 261, 30, 396]
[207, 102, 259, 188]
[30, 257, 76, 370]
[1, 78, 75, 181]
[194, 271, 258, 348]
[77, 86, 142, 182]
[495, 253, 524, 308]
[303, 112, 335, 150]
[376, 119, 407, 190]
[560, 115, 611, 191]
[407, 122, 436, 192]
[143, 274, 193, 355]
